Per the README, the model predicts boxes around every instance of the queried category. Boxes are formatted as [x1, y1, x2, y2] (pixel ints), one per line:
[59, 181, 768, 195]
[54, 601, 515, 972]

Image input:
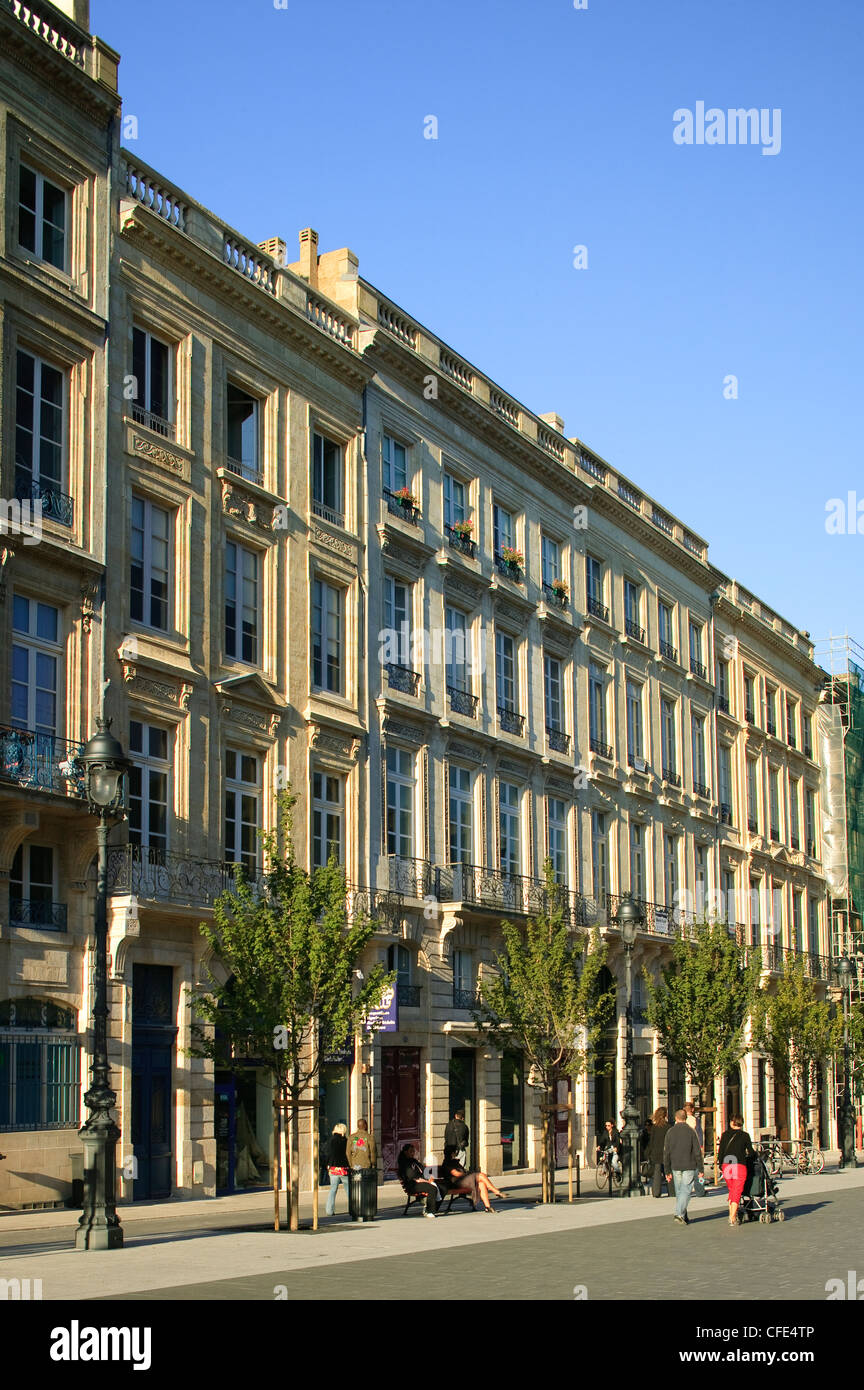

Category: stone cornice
[118, 208, 374, 393]
[0, 8, 121, 124]
[711, 593, 820, 679]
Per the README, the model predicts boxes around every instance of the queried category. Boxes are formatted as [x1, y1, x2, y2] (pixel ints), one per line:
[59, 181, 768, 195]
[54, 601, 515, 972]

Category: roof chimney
[539, 412, 565, 433]
[298, 228, 319, 288]
[258, 237, 287, 266]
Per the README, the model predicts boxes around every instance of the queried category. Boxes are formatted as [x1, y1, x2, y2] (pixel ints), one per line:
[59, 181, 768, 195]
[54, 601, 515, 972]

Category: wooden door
[381, 1047, 421, 1177]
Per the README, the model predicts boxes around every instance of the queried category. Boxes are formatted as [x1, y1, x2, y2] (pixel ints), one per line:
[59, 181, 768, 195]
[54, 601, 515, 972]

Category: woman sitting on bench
[397, 1143, 442, 1217]
[440, 1146, 508, 1212]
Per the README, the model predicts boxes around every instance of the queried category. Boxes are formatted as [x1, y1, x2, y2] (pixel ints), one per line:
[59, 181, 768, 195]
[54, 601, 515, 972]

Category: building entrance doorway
[725, 1065, 743, 1128]
[500, 1051, 524, 1169]
[381, 1047, 421, 1177]
[448, 1048, 476, 1170]
[130, 964, 176, 1201]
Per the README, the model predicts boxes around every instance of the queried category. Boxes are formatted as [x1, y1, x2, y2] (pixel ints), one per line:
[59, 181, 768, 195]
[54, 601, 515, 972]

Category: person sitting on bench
[439, 1146, 508, 1212]
[397, 1143, 442, 1217]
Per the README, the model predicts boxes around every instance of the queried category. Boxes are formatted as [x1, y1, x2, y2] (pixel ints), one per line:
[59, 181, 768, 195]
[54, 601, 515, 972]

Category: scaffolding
[815, 635, 864, 984]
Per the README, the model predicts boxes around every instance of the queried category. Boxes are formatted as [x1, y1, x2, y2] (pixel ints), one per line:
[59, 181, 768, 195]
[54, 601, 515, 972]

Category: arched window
[0, 997, 79, 1131]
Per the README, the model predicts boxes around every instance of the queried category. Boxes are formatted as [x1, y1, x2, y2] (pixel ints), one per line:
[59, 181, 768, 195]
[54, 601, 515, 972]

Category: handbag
[329, 1166, 348, 1177]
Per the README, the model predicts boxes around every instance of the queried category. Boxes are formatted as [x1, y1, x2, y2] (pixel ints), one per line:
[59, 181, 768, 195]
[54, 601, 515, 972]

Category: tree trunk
[289, 1092, 301, 1232]
[273, 1096, 281, 1233]
[543, 1083, 556, 1204]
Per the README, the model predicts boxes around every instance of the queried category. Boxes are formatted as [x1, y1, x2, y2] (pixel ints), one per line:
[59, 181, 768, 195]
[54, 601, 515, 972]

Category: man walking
[444, 1110, 469, 1168]
[663, 1108, 704, 1225]
[684, 1100, 704, 1149]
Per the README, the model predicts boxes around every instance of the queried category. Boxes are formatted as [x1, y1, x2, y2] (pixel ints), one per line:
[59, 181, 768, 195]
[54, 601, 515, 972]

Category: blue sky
[92, 0, 863, 644]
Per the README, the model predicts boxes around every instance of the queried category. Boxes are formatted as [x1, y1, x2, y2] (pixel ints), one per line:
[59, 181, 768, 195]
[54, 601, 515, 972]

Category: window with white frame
[807, 896, 820, 955]
[131, 496, 171, 632]
[386, 747, 415, 859]
[383, 576, 413, 669]
[11, 594, 60, 735]
[586, 555, 604, 607]
[688, 620, 704, 673]
[452, 948, 474, 1004]
[443, 471, 466, 530]
[792, 889, 803, 952]
[128, 720, 171, 856]
[541, 535, 560, 588]
[624, 580, 642, 635]
[498, 781, 521, 878]
[388, 943, 413, 995]
[18, 165, 67, 270]
[691, 713, 707, 791]
[804, 787, 817, 856]
[131, 327, 173, 433]
[765, 684, 778, 735]
[544, 653, 563, 732]
[629, 822, 644, 902]
[449, 765, 473, 865]
[660, 696, 677, 777]
[718, 744, 733, 818]
[658, 599, 675, 654]
[382, 434, 408, 495]
[10, 844, 57, 924]
[15, 349, 65, 500]
[768, 767, 781, 841]
[312, 579, 343, 694]
[496, 630, 517, 713]
[492, 503, 514, 556]
[664, 834, 679, 909]
[312, 432, 343, 524]
[626, 679, 644, 762]
[224, 749, 261, 873]
[722, 868, 737, 925]
[771, 880, 783, 945]
[746, 758, 759, 831]
[592, 810, 608, 902]
[445, 607, 471, 693]
[789, 776, 801, 849]
[312, 772, 344, 868]
[589, 662, 608, 748]
[546, 796, 567, 883]
[226, 383, 260, 481]
[749, 879, 761, 948]
[695, 844, 707, 914]
[785, 697, 798, 748]
[743, 672, 756, 722]
[717, 657, 730, 712]
[225, 541, 260, 664]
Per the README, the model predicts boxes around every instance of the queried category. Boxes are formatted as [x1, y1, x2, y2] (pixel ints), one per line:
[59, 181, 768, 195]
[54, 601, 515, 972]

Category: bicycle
[594, 1145, 625, 1192]
[757, 1137, 824, 1177]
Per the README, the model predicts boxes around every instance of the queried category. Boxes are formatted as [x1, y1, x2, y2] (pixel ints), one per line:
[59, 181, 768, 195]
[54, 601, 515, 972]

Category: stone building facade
[0, 0, 839, 1209]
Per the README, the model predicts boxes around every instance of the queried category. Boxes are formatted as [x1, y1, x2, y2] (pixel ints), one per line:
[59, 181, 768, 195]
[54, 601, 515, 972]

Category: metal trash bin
[348, 1168, 378, 1222]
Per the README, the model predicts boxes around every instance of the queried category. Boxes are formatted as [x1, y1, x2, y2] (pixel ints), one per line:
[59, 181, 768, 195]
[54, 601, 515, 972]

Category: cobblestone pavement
[94, 1185, 863, 1301]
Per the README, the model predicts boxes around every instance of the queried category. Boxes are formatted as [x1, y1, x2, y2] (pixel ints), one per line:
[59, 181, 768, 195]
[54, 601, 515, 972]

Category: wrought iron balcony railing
[9, 898, 67, 931]
[719, 803, 733, 825]
[107, 845, 267, 905]
[434, 864, 595, 927]
[495, 555, 523, 582]
[15, 475, 74, 527]
[386, 663, 421, 696]
[690, 659, 707, 680]
[498, 706, 525, 735]
[226, 457, 264, 488]
[448, 686, 478, 717]
[452, 987, 479, 1011]
[693, 780, 711, 798]
[444, 525, 477, 558]
[547, 726, 571, 754]
[790, 833, 800, 850]
[745, 707, 755, 724]
[662, 767, 681, 787]
[542, 582, 568, 609]
[130, 404, 175, 439]
[625, 619, 646, 643]
[0, 726, 85, 797]
[659, 640, 678, 663]
[717, 695, 730, 714]
[399, 984, 422, 1007]
[762, 943, 833, 981]
[587, 595, 609, 623]
[591, 737, 613, 759]
[384, 489, 421, 525]
[312, 499, 344, 528]
[748, 816, 758, 833]
[388, 855, 434, 899]
[765, 719, 777, 736]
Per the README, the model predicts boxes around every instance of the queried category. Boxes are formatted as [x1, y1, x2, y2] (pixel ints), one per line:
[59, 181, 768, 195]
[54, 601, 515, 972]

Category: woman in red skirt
[717, 1114, 755, 1227]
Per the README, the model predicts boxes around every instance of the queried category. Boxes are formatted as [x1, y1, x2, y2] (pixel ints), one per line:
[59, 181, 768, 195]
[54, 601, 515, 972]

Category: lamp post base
[75, 1120, 124, 1251]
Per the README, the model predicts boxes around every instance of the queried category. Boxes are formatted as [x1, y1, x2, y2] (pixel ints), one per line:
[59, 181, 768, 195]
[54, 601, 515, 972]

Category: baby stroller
[738, 1153, 784, 1224]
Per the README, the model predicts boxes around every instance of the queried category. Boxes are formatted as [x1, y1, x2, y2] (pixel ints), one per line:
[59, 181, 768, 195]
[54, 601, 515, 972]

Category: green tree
[645, 920, 762, 1143]
[753, 955, 842, 1143]
[192, 793, 392, 1231]
[474, 869, 613, 1203]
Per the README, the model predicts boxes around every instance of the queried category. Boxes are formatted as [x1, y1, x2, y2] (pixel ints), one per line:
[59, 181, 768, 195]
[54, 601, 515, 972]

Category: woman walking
[324, 1122, 350, 1217]
[646, 1107, 674, 1199]
[717, 1114, 754, 1228]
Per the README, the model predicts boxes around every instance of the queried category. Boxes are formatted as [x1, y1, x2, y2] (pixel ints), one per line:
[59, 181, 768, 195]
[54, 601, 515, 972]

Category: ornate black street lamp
[616, 893, 645, 1197]
[837, 955, 858, 1170]
[75, 718, 130, 1251]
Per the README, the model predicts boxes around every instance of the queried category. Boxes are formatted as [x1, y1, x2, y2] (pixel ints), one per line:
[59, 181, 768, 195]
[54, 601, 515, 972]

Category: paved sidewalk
[1, 1166, 862, 1301]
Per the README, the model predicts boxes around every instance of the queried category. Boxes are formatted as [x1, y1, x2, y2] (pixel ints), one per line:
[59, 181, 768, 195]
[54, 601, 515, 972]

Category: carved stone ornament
[221, 481, 272, 530]
[382, 717, 424, 745]
[180, 683, 194, 710]
[447, 740, 484, 763]
[0, 543, 15, 602]
[80, 576, 101, 633]
[311, 526, 354, 559]
[132, 433, 187, 477]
